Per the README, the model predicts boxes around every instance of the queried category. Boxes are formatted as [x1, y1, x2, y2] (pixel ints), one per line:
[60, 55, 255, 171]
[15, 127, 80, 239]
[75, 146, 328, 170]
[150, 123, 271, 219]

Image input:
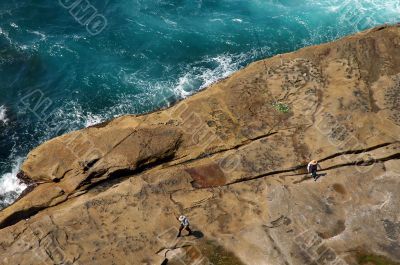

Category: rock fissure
[321, 152, 400, 171]
[223, 146, 400, 187]
[319, 142, 396, 163]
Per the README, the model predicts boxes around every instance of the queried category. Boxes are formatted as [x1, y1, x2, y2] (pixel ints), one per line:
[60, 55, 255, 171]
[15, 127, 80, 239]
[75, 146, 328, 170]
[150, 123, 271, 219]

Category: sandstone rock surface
[1, 25, 400, 265]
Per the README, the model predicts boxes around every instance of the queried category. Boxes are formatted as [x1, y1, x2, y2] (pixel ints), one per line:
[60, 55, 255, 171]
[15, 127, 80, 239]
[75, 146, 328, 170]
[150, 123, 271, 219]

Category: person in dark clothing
[177, 215, 192, 237]
[307, 160, 322, 181]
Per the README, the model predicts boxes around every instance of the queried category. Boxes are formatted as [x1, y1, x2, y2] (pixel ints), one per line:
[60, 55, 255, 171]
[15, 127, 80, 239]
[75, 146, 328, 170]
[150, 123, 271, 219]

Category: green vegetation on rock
[200, 240, 244, 265]
[166, 240, 244, 265]
[358, 254, 400, 265]
[273, 102, 290, 113]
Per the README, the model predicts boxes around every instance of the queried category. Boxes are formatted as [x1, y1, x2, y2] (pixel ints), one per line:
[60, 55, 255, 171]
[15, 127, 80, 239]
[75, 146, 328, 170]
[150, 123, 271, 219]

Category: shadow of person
[191, 230, 204, 239]
[314, 173, 327, 181]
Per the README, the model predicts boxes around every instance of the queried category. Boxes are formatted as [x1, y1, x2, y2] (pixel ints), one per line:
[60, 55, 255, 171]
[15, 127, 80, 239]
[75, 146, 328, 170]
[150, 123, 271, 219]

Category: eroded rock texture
[1, 25, 400, 265]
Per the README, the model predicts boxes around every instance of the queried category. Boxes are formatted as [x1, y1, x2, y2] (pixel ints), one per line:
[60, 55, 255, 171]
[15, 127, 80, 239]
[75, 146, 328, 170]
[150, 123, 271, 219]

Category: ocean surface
[0, 0, 399, 208]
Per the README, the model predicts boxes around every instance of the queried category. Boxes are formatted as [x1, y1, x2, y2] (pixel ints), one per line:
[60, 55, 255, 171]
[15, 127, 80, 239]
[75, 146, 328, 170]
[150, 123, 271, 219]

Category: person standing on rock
[176, 215, 192, 237]
[307, 160, 322, 181]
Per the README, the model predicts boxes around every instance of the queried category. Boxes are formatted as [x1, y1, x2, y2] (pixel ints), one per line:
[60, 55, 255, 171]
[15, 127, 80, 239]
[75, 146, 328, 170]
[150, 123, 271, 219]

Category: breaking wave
[0, 158, 26, 209]
[0, 105, 8, 124]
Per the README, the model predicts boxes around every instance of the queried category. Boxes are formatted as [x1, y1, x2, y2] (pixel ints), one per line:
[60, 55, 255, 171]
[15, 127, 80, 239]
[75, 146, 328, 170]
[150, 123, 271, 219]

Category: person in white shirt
[177, 215, 192, 237]
[307, 160, 322, 181]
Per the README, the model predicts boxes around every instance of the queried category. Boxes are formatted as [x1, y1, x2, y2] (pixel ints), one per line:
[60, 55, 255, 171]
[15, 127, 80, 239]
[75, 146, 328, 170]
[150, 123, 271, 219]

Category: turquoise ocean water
[0, 0, 399, 207]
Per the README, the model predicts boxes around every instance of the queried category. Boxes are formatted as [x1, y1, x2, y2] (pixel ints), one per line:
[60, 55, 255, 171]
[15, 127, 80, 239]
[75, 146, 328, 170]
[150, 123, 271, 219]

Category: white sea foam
[174, 51, 255, 98]
[0, 27, 12, 45]
[48, 43, 76, 57]
[232, 18, 243, 23]
[55, 103, 107, 128]
[48, 99, 134, 131]
[0, 26, 40, 52]
[27, 30, 47, 41]
[0, 158, 27, 207]
[209, 18, 225, 24]
[161, 16, 177, 27]
[318, 0, 399, 29]
[175, 74, 195, 98]
[0, 105, 8, 124]
[72, 34, 87, 41]
[84, 114, 105, 127]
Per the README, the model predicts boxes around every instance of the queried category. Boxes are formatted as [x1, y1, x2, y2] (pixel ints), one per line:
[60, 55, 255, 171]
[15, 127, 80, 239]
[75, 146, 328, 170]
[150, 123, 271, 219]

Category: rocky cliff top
[1, 25, 400, 265]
